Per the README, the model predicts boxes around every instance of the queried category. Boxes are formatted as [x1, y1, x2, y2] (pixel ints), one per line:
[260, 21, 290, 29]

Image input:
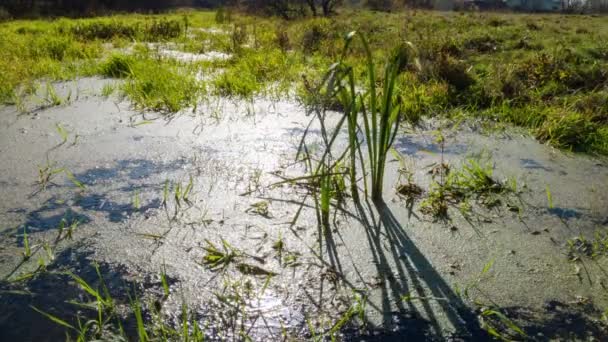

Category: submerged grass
[202, 239, 240, 270]
[567, 229, 608, 261]
[28, 263, 207, 341]
[455, 259, 528, 341]
[420, 152, 515, 220]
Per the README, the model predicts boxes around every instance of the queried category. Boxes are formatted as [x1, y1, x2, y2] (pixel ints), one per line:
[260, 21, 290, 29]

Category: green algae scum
[1, 2, 608, 341]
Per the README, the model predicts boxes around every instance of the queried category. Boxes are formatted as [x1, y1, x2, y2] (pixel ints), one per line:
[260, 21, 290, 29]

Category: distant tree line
[1, 0, 606, 19]
[0, 0, 347, 19]
[1, 0, 210, 18]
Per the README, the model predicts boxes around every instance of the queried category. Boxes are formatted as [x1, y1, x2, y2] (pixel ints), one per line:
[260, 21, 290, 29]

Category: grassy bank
[0, 9, 607, 154]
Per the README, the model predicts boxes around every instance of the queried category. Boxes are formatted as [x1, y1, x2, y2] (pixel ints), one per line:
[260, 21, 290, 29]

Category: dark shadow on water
[11, 193, 161, 245]
[75, 158, 187, 185]
[267, 193, 485, 339]
[8, 158, 185, 243]
[549, 207, 583, 220]
[341, 312, 432, 341]
[330, 197, 608, 340]
[10, 204, 91, 245]
[358, 199, 488, 339]
[502, 300, 608, 341]
[77, 193, 161, 222]
[520, 158, 553, 172]
[0, 246, 143, 342]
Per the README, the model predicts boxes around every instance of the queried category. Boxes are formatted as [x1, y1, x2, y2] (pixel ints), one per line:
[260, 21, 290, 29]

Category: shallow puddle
[0, 78, 607, 340]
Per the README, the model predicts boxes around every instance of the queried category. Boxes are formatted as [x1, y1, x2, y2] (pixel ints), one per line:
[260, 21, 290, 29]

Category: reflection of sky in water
[244, 293, 304, 335]
[393, 135, 467, 157]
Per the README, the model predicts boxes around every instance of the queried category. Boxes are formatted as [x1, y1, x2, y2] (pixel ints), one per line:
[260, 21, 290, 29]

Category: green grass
[420, 154, 514, 219]
[201, 238, 240, 270]
[29, 263, 206, 341]
[455, 259, 528, 341]
[298, 31, 419, 204]
[118, 56, 202, 113]
[567, 229, 608, 261]
[213, 47, 299, 99]
[0, 10, 607, 152]
[99, 54, 135, 78]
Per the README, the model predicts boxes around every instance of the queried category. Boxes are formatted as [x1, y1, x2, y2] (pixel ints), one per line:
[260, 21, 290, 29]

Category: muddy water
[0, 78, 607, 341]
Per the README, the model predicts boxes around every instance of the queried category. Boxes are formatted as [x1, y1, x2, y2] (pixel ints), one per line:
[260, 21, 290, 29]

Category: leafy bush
[145, 19, 182, 40]
[71, 20, 138, 40]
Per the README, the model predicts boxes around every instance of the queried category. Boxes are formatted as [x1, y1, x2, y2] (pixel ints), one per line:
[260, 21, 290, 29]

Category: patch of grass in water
[37, 162, 65, 191]
[212, 65, 259, 99]
[202, 238, 240, 271]
[455, 259, 528, 341]
[212, 47, 299, 99]
[55, 123, 69, 145]
[420, 154, 515, 220]
[420, 182, 450, 219]
[98, 52, 203, 113]
[99, 54, 135, 78]
[121, 58, 203, 113]
[567, 229, 608, 261]
[42, 82, 66, 107]
[447, 157, 505, 199]
[29, 262, 206, 341]
[100, 83, 116, 97]
[246, 200, 271, 218]
[70, 18, 183, 41]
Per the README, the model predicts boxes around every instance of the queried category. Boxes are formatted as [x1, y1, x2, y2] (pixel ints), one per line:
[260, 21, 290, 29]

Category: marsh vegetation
[2, 10, 608, 153]
[0, 6, 608, 342]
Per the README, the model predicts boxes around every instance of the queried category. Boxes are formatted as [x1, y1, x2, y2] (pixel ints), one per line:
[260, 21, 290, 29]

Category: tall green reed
[310, 31, 415, 201]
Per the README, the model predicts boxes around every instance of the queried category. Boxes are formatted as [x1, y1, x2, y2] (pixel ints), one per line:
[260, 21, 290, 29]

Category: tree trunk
[306, 0, 317, 15]
[322, 0, 330, 15]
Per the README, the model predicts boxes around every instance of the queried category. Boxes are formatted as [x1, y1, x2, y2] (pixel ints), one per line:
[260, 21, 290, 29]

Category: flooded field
[1, 7, 608, 341]
[0, 77, 606, 341]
